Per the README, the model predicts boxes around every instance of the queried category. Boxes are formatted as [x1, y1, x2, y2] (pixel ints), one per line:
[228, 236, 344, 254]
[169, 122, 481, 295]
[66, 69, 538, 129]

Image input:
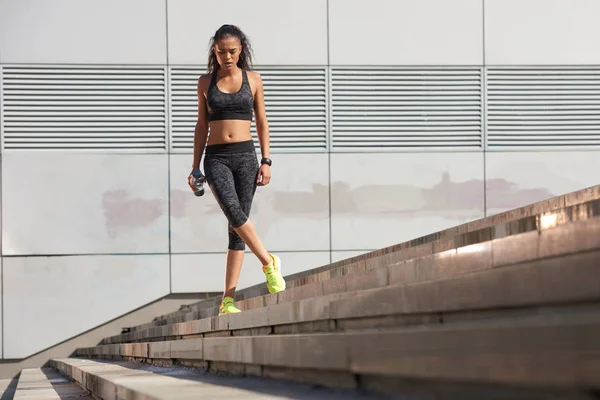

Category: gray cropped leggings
[203, 140, 259, 251]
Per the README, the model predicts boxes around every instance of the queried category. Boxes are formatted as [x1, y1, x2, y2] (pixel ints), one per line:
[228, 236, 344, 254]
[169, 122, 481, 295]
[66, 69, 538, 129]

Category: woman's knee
[228, 236, 246, 251]
[228, 226, 246, 250]
[227, 206, 248, 229]
[209, 184, 248, 227]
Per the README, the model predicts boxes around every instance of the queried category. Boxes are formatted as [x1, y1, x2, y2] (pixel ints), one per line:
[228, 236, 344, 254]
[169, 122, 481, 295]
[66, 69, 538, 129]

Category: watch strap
[261, 157, 272, 166]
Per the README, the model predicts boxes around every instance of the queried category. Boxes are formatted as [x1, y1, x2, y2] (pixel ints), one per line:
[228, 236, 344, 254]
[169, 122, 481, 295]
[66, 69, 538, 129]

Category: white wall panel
[0, 266, 2, 358]
[171, 251, 330, 293]
[3, 254, 169, 358]
[486, 67, 600, 149]
[330, 67, 483, 150]
[2, 153, 169, 255]
[486, 151, 600, 215]
[331, 152, 485, 250]
[170, 153, 330, 253]
[329, 0, 483, 65]
[0, 0, 166, 64]
[0, 156, 2, 255]
[485, 0, 600, 65]
[1, 65, 167, 151]
[167, 0, 327, 65]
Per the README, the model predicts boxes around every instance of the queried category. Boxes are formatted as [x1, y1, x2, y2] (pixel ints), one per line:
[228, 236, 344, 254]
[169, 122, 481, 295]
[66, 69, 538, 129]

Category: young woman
[187, 24, 285, 315]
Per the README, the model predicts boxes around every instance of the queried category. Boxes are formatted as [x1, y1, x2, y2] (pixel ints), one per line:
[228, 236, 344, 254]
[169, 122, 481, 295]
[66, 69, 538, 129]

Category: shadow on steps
[0, 376, 18, 400]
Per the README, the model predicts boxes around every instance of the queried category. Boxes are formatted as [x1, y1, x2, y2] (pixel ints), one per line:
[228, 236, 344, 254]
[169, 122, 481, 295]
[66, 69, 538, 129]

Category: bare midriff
[206, 120, 253, 145]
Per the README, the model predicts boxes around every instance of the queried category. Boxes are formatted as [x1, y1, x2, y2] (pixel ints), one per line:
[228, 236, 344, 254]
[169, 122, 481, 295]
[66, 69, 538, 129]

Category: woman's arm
[192, 75, 210, 170]
[252, 72, 270, 160]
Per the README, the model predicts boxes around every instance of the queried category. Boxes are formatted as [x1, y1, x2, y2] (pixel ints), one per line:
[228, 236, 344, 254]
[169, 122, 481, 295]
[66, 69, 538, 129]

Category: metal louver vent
[331, 67, 483, 150]
[1, 66, 166, 151]
[487, 67, 600, 148]
[170, 67, 327, 152]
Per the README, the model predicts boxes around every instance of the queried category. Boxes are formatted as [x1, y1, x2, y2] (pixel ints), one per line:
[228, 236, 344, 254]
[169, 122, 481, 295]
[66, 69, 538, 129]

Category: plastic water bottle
[191, 169, 206, 197]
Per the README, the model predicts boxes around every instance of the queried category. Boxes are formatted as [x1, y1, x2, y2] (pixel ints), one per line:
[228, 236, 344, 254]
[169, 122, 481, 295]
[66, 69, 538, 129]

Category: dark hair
[207, 24, 253, 74]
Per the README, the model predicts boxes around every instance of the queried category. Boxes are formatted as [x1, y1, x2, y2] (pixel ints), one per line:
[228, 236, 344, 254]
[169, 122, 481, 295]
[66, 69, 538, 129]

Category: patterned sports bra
[206, 69, 254, 122]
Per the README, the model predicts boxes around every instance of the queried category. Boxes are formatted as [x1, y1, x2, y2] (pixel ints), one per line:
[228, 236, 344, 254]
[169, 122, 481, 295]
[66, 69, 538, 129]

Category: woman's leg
[230, 153, 285, 294]
[204, 152, 285, 305]
[203, 155, 246, 307]
[232, 220, 270, 265]
[229, 152, 271, 265]
[223, 248, 244, 299]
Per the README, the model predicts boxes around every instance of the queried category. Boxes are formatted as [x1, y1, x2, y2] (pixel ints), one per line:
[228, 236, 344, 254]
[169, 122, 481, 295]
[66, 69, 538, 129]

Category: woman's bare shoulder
[247, 70, 264, 90]
[197, 73, 212, 92]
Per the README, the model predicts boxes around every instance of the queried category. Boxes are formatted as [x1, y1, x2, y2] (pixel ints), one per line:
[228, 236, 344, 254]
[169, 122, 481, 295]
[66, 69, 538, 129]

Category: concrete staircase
[13, 185, 600, 399]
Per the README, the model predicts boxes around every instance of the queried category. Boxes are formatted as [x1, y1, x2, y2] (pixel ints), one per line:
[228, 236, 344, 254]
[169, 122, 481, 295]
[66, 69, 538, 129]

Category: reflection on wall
[486, 179, 555, 211]
[170, 186, 330, 252]
[102, 190, 166, 239]
[151, 167, 562, 251]
[333, 172, 485, 218]
[173, 171, 491, 221]
[172, 170, 556, 226]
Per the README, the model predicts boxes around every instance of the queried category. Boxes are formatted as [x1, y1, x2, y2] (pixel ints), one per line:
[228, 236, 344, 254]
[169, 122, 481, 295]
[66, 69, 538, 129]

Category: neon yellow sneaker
[263, 253, 286, 294]
[219, 296, 241, 315]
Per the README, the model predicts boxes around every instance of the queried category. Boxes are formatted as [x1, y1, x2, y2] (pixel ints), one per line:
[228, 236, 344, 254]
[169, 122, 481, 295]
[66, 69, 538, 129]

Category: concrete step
[70, 187, 600, 399]
[101, 216, 600, 345]
[68, 315, 600, 399]
[48, 358, 385, 399]
[78, 248, 600, 351]
[14, 367, 93, 399]
[118, 192, 600, 335]
[76, 230, 600, 398]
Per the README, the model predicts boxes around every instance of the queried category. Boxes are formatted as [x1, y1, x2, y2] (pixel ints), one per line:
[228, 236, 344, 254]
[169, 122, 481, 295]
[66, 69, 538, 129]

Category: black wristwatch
[261, 157, 272, 166]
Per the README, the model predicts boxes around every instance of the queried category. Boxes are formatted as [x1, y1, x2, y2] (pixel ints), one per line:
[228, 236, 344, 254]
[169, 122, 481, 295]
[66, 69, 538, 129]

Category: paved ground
[14, 368, 93, 399]
[52, 359, 403, 399]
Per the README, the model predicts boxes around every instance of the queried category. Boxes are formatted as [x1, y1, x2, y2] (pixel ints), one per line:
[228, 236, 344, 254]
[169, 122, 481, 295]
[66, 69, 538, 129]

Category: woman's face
[214, 36, 241, 70]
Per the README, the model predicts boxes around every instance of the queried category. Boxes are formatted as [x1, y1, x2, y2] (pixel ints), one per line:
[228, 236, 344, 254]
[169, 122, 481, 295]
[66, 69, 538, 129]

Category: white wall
[1, 0, 599, 359]
[331, 152, 485, 250]
[0, 0, 167, 64]
[485, 0, 600, 65]
[329, 0, 483, 65]
[3, 255, 169, 358]
[2, 153, 169, 256]
[486, 151, 600, 215]
[483, 0, 600, 215]
[167, 0, 328, 66]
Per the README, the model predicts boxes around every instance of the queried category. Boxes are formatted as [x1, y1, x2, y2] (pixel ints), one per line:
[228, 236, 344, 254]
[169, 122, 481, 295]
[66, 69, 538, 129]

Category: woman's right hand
[188, 169, 206, 193]
[187, 172, 196, 193]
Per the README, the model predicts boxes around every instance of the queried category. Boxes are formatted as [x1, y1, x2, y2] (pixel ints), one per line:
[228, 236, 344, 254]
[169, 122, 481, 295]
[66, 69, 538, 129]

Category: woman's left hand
[256, 164, 271, 186]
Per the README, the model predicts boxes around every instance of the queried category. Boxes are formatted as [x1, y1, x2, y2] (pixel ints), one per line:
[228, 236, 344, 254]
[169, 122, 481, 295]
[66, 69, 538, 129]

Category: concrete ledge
[72, 317, 600, 391]
[82, 249, 600, 358]
[14, 368, 93, 400]
[331, 249, 600, 320]
[123, 195, 600, 334]
[102, 217, 600, 345]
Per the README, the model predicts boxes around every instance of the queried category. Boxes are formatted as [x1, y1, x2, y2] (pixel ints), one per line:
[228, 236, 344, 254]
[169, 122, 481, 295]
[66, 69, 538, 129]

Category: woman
[188, 24, 285, 315]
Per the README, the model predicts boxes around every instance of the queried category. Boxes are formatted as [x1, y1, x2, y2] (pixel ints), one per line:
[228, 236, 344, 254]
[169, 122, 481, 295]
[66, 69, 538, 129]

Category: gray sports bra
[206, 69, 254, 122]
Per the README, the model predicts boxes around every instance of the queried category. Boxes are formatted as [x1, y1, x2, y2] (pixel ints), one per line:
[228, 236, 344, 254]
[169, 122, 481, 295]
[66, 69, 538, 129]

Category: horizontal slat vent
[170, 67, 327, 151]
[331, 68, 483, 149]
[487, 67, 600, 148]
[1, 66, 166, 150]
